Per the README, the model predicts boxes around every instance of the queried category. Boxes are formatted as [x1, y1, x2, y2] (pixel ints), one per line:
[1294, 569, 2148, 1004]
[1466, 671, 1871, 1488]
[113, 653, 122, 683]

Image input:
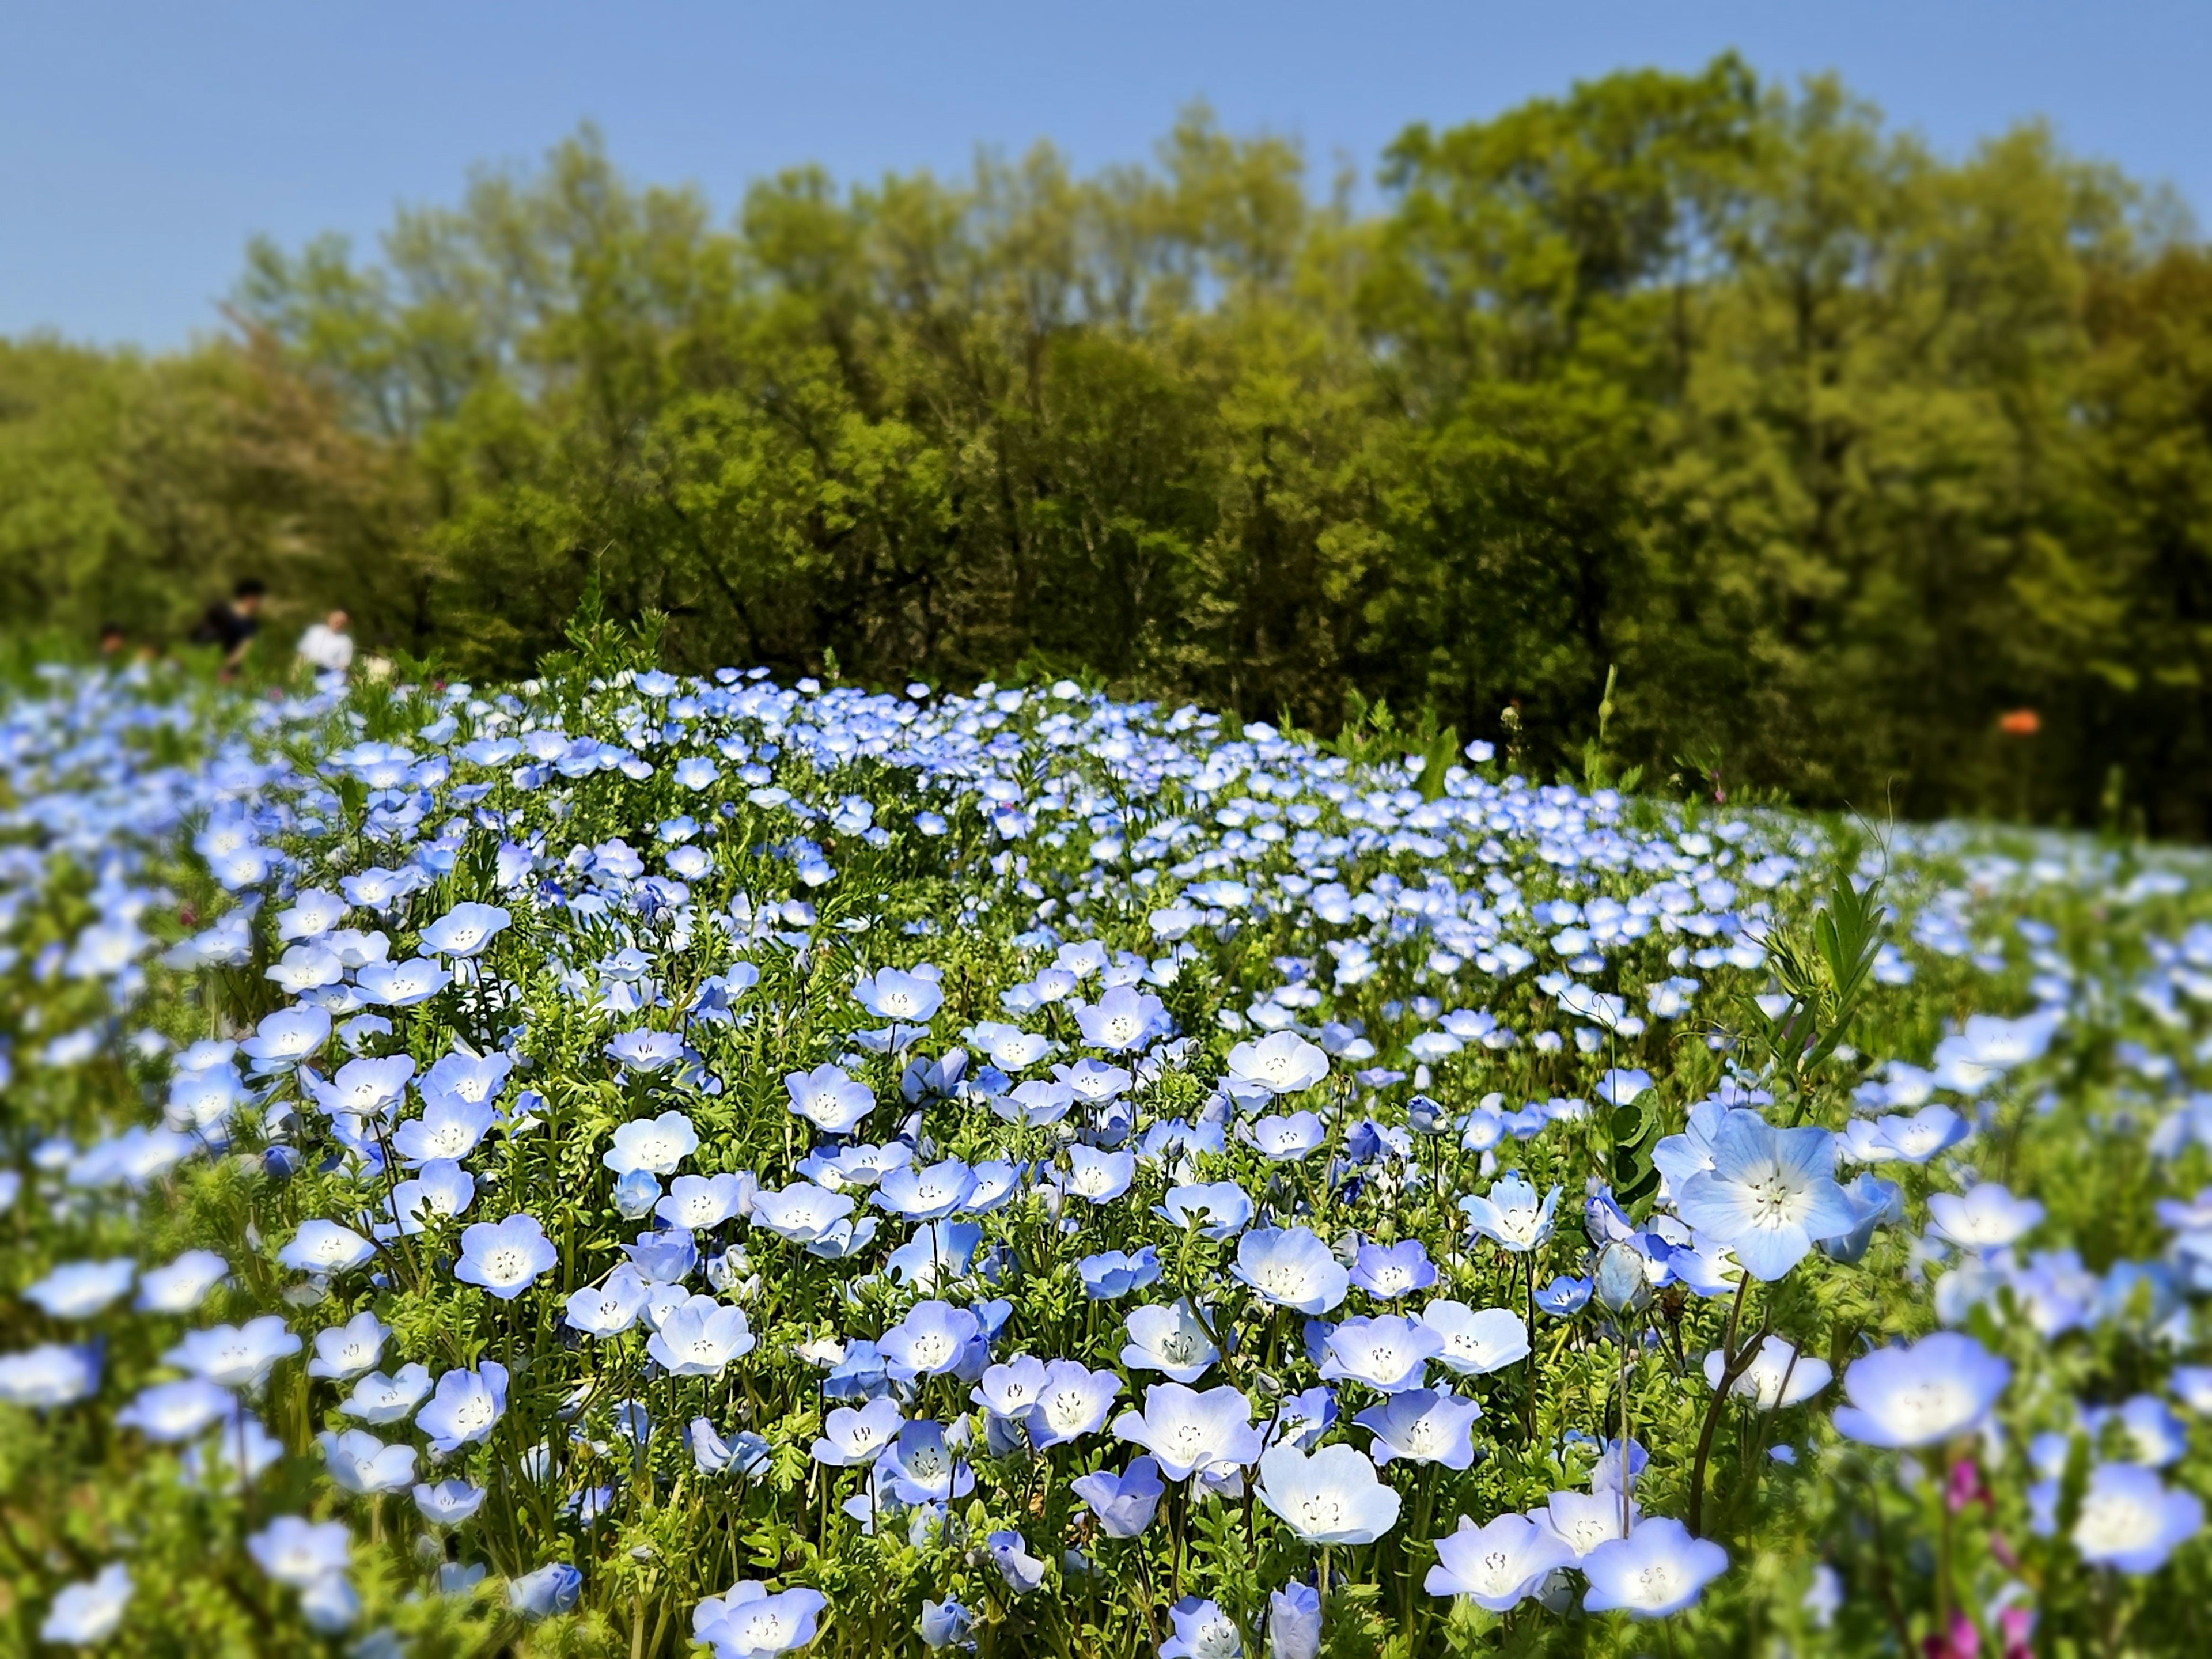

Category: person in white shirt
[296, 609, 355, 675]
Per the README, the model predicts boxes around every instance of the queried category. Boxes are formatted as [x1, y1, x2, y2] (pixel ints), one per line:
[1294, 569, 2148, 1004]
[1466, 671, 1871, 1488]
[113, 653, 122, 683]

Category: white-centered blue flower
[1671, 1111, 1854, 1281]
[454, 1214, 556, 1300]
[1357, 1387, 1483, 1469]
[1071, 1455, 1165, 1537]
[1426, 1512, 1577, 1609]
[1832, 1332, 2011, 1448]
[1233, 1226, 1351, 1315]
[1112, 1382, 1262, 1481]
[1581, 1518, 1728, 1616]
[1255, 1442, 1402, 1544]
[1122, 1300, 1222, 1384]
[1457, 1173, 1560, 1253]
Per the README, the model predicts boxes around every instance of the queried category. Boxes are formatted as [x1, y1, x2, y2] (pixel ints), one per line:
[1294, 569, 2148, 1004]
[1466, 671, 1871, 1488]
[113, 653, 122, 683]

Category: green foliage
[6, 68, 2212, 831]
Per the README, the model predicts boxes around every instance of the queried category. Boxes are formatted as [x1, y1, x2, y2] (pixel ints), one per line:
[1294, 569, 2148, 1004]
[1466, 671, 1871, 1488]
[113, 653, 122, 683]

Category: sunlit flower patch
[2, 657, 2210, 1656]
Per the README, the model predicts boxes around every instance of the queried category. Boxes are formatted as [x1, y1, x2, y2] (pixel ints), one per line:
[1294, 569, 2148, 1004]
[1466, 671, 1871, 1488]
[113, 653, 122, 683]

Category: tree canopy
[6, 56, 2210, 831]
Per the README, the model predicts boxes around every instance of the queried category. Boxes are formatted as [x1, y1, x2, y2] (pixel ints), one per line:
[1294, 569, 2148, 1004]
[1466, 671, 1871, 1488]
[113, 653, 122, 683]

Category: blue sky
[5, 1, 2205, 349]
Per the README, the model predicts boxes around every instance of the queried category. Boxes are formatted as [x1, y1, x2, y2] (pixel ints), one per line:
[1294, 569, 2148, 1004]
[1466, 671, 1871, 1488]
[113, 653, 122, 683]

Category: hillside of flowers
[5, 643, 2212, 1658]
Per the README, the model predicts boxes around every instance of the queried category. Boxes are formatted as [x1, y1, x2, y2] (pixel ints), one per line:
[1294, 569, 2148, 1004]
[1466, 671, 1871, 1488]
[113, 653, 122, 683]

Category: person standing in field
[296, 608, 355, 676]
[188, 578, 266, 679]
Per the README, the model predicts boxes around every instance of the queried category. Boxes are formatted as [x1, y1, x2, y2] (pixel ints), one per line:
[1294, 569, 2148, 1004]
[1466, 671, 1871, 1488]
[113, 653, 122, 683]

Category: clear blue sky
[5, 1, 2205, 350]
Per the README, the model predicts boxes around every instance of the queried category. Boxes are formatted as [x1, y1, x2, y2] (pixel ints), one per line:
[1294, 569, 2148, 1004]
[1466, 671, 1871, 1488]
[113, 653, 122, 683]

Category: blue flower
[919, 1597, 972, 1650]
[1267, 1581, 1322, 1659]
[1457, 1173, 1559, 1253]
[877, 1301, 982, 1376]
[1672, 1111, 1854, 1281]
[1070, 1455, 1165, 1538]
[1426, 1513, 1575, 1610]
[416, 1361, 508, 1455]
[1158, 1597, 1242, 1659]
[1233, 1227, 1351, 1315]
[507, 1562, 583, 1622]
[1350, 1240, 1437, 1300]
[1581, 1517, 1727, 1616]
[419, 902, 510, 959]
[454, 1214, 556, 1300]
[1832, 1332, 2010, 1448]
[1112, 1382, 1260, 1482]
[1078, 1247, 1162, 1300]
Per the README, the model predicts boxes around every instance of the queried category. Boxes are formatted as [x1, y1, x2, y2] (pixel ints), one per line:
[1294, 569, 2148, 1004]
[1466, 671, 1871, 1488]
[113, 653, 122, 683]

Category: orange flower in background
[1998, 709, 2041, 736]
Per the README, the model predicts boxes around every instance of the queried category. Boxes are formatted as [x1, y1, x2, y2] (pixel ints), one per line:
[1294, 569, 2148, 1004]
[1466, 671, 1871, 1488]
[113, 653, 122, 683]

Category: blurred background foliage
[5, 55, 2211, 832]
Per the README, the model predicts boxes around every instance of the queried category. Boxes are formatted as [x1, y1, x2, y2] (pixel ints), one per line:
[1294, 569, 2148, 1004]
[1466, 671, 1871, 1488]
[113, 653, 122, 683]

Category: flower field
[5, 649, 2211, 1658]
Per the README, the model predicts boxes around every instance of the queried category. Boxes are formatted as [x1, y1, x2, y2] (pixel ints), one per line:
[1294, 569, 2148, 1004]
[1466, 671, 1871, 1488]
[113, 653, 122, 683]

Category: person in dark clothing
[189, 579, 267, 678]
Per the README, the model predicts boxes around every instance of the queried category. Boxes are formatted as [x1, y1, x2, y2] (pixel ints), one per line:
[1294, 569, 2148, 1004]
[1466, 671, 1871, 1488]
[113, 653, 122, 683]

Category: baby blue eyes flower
[454, 1214, 557, 1300]
[1580, 1518, 1728, 1616]
[812, 1397, 906, 1467]
[1458, 1173, 1560, 1253]
[412, 1478, 487, 1527]
[247, 1515, 352, 1588]
[1158, 1596, 1243, 1659]
[692, 1581, 828, 1656]
[919, 1597, 972, 1649]
[1112, 1382, 1262, 1481]
[1927, 1182, 2046, 1253]
[613, 1168, 662, 1219]
[674, 757, 719, 790]
[1224, 1031, 1330, 1101]
[340, 1365, 431, 1424]
[1256, 1442, 1402, 1544]
[23, 1257, 135, 1320]
[1533, 1277, 1593, 1317]
[1155, 1181, 1255, 1240]
[1079, 1247, 1162, 1300]
[355, 956, 452, 1008]
[1703, 1335, 1831, 1410]
[116, 1378, 236, 1442]
[1426, 1513, 1577, 1610]
[1062, 1159, 1141, 1212]
[647, 1296, 757, 1376]
[1122, 1301, 1221, 1384]
[855, 967, 944, 1024]
[987, 1530, 1048, 1594]
[319, 1428, 416, 1494]
[877, 1158, 980, 1220]
[603, 1110, 699, 1176]
[887, 1419, 975, 1504]
[1024, 1361, 1122, 1448]
[508, 1562, 584, 1622]
[169, 1316, 301, 1389]
[419, 901, 510, 958]
[1071, 986, 1168, 1051]
[877, 1301, 983, 1376]
[37, 1561, 131, 1645]
[1243, 1111, 1327, 1161]
[1233, 1227, 1351, 1316]
[605, 1029, 687, 1074]
[1671, 1111, 1855, 1281]
[1351, 1240, 1436, 1300]
[2064, 1463, 2204, 1573]
[416, 1361, 509, 1455]
[241, 1005, 332, 1071]
[1356, 1387, 1484, 1469]
[1071, 1455, 1166, 1537]
[1832, 1332, 2011, 1448]
[306, 1312, 390, 1381]
[1317, 1315, 1445, 1394]
[785, 1064, 877, 1136]
[749, 1183, 855, 1246]
[1418, 1301, 1529, 1374]
[1267, 1581, 1322, 1659]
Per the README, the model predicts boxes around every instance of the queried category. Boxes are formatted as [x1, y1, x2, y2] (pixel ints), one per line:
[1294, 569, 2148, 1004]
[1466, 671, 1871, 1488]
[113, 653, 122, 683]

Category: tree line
[5, 55, 2210, 832]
